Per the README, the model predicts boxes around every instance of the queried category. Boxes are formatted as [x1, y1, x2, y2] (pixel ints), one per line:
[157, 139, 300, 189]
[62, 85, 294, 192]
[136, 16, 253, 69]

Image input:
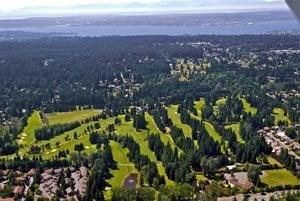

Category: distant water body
[1, 20, 299, 36]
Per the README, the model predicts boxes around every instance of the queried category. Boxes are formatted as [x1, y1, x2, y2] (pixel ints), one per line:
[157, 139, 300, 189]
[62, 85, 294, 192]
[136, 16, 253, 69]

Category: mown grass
[194, 99, 205, 119]
[17, 110, 103, 158]
[46, 109, 100, 125]
[115, 115, 157, 161]
[203, 121, 222, 143]
[18, 111, 43, 147]
[267, 156, 282, 167]
[167, 105, 192, 138]
[213, 97, 227, 115]
[145, 113, 180, 152]
[240, 97, 257, 115]
[16, 111, 175, 186]
[225, 123, 244, 144]
[216, 98, 227, 106]
[114, 115, 174, 185]
[196, 174, 208, 182]
[105, 141, 138, 200]
[108, 141, 137, 188]
[261, 169, 300, 186]
[272, 108, 291, 126]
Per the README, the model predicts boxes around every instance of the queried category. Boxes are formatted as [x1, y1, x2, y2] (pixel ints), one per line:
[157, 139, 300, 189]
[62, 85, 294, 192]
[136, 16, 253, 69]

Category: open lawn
[267, 156, 282, 167]
[203, 121, 222, 143]
[213, 97, 227, 114]
[272, 108, 291, 126]
[167, 105, 192, 138]
[46, 109, 100, 125]
[17, 110, 102, 158]
[216, 98, 227, 106]
[145, 113, 180, 152]
[114, 115, 176, 182]
[107, 141, 137, 188]
[113, 117, 174, 185]
[261, 169, 300, 186]
[105, 141, 138, 200]
[225, 123, 244, 144]
[194, 99, 205, 119]
[196, 174, 208, 182]
[18, 111, 43, 147]
[115, 115, 157, 161]
[240, 98, 257, 115]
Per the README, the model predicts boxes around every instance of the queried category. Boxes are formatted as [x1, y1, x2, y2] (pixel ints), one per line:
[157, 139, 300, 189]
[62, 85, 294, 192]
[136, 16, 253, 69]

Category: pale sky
[0, 0, 286, 18]
[0, 0, 160, 12]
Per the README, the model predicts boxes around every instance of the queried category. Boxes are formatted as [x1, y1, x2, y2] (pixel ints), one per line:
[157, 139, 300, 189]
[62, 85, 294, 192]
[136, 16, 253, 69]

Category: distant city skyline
[0, 0, 288, 19]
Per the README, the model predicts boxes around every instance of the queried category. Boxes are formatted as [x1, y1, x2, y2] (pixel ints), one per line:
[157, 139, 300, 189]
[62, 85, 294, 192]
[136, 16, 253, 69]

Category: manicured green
[272, 108, 291, 126]
[46, 109, 100, 125]
[105, 141, 138, 200]
[145, 113, 180, 152]
[16, 110, 102, 159]
[267, 156, 282, 167]
[18, 111, 43, 148]
[203, 121, 222, 143]
[108, 141, 137, 188]
[240, 98, 257, 115]
[157, 162, 174, 186]
[167, 105, 192, 138]
[194, 99, 205, 119]
[225, 123, 244, 144]
[213, 97, 227, 114]
[261, 169, 300, 186]
[115, 115, 157, 161]
[216, 98, 227, 106]
[196, 174, 208, 182]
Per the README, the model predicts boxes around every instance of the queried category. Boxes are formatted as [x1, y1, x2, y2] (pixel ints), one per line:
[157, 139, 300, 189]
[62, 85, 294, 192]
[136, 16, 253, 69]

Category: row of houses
[259, 126, 300, 171]
[0, 166, 88, 200]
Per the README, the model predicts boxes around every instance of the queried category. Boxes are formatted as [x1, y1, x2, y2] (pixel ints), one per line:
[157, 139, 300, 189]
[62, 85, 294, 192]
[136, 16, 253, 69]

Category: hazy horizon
[0, 0, 288, 19]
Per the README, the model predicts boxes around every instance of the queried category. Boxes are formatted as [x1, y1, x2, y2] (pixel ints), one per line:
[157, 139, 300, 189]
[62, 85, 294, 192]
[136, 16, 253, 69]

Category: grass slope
[261, 169, 300, 186]
[240, 98, 257, 115]
[46, 109, 100, 125]
[18, 111, 43, 152]
[115, 115, 157, 162]
[267, 156, 282, 167]
[145, 113, 180, 152]
[203, 121, 222, 143]
[114, 115, 174, 185]
[225, 123, 244, 144]
[108, 141, 137, 188]
[167, 105, 192, 138]
[213, 98, 227, 114]
[272, 108, 291, 126]
[194, 99, 205, 119]
[105, 141, 138, 200]
[17, 110, 102, 158]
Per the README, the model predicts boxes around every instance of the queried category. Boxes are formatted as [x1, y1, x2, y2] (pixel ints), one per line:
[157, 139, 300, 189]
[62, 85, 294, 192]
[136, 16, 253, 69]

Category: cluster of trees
[279, 148, 296, 171]
[111, 187, 156, 201]
[89, 131, 109, 146]
[286, 127, 300, 142]
[236, 121, 272, 163]
[35, 122, 81, 140]
[0, 112, 30, 156]
[85, 144, 115, 200]
[111, 183, 195, 201]
[213, 97, 243, 123]
[133, 113, 147, 130]
[151, 105, 172, 133]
